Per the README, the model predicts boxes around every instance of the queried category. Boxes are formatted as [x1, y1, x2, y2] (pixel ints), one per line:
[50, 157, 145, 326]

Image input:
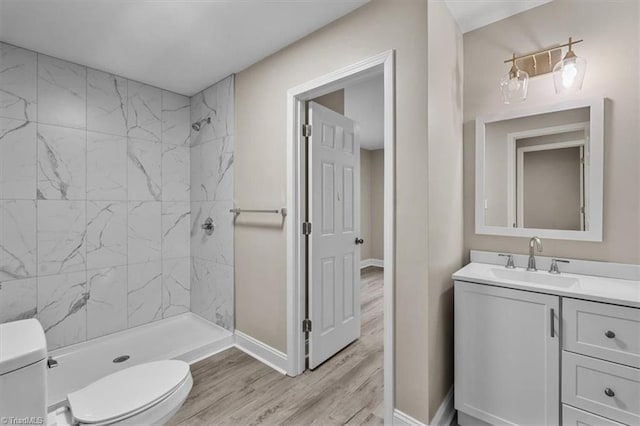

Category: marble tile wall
[0, 42, 192, 349]
[189, 75, 234, 330]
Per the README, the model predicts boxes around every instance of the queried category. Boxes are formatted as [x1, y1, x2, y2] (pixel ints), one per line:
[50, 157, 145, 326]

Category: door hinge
[302, 222, 312, 235]
[302, 124, 312, 138]
[303, 318, 312, 333]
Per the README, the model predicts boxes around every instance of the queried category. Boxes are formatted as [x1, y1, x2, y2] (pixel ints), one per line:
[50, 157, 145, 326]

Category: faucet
[527, 237, 543, 271]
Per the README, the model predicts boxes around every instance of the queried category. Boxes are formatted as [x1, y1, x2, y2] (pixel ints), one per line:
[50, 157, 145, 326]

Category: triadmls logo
[1, 417, 45, 425]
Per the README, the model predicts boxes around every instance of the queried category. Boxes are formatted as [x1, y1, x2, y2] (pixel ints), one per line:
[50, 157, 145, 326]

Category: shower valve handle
[201, 217, 215, 235]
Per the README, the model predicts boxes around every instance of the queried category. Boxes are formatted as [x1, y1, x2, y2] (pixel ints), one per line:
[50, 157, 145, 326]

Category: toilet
[0, 319, 193, 425]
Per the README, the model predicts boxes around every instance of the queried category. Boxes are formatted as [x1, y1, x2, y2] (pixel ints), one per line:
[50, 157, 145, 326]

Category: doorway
[285, 51, 395, 423]
[305, 73, 385, 369]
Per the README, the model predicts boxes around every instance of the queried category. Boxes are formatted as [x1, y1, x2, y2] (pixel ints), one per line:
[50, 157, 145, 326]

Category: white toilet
[0, 319, 193, 425]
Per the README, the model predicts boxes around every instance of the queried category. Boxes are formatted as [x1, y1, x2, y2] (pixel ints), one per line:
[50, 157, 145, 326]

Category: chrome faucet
[549, 258, 570, 274]
[527, 237, 543, 271]
[498, 254, 516, 269]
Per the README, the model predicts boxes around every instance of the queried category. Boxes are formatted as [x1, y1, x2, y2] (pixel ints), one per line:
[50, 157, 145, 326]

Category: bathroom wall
[234, 0, 434, 421]
[189, 75, 235, 330]
[427, 0, 465, 419]
[463, 0, 640, 264]
[0, 42, 191, 350]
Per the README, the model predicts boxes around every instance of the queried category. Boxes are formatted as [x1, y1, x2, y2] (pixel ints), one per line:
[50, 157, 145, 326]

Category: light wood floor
[169, 267, 384, 426]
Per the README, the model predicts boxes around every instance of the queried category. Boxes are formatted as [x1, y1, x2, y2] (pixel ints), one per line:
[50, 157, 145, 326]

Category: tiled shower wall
[189, 76, 234, 330]
[0, 42, 192, 349]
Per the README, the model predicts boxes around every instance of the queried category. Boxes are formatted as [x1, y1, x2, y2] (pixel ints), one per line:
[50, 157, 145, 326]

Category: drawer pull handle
[604, 388, 615, 397]
[605, 330, 616, 339]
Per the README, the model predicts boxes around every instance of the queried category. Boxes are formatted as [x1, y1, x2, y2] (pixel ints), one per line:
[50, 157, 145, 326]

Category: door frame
[285, 50, 395, 423]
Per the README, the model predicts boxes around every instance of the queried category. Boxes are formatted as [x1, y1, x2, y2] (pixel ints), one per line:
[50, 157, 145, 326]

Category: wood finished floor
[169, 267, 384, 426]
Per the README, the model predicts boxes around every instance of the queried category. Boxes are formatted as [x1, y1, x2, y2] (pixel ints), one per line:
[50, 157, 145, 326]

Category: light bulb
[553, 46, 586, 95]
[508, 78, 521, 91]
[500, 63, 528, 104]
[562, 62, 578, 88]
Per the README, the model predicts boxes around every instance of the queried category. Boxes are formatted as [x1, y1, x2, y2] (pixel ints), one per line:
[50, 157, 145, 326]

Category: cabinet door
[455, 281, 560, 425]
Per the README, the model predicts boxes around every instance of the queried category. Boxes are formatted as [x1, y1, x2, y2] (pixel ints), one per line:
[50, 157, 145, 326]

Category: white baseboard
[431, 387, 455, 426]
[234, 330, 288, 375]
[393, 409, 426, 426]
[393, 387, 455, 426]
[360, 258, 384, 269]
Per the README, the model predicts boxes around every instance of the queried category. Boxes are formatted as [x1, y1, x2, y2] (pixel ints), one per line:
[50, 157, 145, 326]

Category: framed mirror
[475, 98, 604, 241]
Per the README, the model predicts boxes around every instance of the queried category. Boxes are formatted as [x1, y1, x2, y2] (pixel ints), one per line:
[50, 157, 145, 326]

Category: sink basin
[489, 268, 579, 288]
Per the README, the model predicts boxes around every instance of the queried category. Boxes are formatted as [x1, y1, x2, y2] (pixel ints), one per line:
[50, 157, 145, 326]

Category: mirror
[476, 98, 604, 241]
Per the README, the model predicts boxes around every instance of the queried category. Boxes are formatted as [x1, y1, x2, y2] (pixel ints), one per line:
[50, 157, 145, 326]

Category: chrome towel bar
[230, 207, 287, 217]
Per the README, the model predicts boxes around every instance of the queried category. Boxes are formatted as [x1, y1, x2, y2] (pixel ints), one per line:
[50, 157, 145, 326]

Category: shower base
[47, 312, 233, 409]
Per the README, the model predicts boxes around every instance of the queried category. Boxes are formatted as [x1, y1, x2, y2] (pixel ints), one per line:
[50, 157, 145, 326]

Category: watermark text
[1, 417, 45, 425]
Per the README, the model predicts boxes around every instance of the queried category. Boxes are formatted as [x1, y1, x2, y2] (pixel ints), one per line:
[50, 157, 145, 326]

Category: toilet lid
[67, 360, 190, 424]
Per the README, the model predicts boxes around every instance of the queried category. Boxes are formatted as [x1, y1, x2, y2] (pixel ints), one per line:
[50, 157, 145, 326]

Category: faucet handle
[498, 254, 516, 269]
[549, 258, 570, 274]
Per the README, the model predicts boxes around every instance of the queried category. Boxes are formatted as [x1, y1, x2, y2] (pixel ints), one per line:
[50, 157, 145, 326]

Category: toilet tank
[0, 319, 48, 423]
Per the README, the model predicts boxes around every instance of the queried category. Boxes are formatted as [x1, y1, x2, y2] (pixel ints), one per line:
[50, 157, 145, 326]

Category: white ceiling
[443, 0, 553, 33]
[345, 74, 384, 150]
[0, 0, 368, 96]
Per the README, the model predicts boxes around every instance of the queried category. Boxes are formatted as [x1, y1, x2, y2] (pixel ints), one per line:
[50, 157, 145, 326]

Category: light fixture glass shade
[500, 66, 529, 104]
[553, 54, 586, 94]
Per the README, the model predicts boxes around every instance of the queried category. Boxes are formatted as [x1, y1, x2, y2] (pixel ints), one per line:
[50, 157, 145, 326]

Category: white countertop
[453, 262, 640, 308]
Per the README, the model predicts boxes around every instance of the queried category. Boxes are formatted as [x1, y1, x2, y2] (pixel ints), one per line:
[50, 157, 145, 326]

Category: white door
[308, 101, 361, 369]
[454, 281, 560, 425]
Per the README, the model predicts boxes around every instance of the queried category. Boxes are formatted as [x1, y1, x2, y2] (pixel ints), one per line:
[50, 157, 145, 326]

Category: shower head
[191, 117, 211, 131]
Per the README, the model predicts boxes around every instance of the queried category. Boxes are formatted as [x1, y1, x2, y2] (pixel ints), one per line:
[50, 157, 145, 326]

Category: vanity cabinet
[454, 281, 560, 425]
[455, 279, 640, 426]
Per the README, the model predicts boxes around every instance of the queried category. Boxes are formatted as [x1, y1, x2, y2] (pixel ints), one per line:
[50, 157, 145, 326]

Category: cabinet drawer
[563, 351, 640, 425]
[564, 298, 640, 368]
[563, 404, 626, 426]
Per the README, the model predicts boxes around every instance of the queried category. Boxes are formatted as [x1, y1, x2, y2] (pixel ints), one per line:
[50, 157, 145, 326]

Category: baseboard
[431, 387, 455, 426]
[360, 258, 384, 269]
[234, 330, 288, 375]
[393, 387, 455, 426]
[393, 409, 426, 426]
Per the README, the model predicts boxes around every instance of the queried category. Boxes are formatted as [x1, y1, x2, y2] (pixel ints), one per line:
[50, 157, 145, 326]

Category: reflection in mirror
[518, 133, 585, 231]
[476, 98, 604, 241]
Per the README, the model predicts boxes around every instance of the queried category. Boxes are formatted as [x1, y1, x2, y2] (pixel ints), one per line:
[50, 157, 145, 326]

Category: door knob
[604, 388, 615, 397]
[355, 238, 364, 245]
[605, 330, 616, 339]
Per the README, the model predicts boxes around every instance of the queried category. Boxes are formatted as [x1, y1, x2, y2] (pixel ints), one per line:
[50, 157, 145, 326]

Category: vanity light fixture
[500, 53, 529, 104]
[552, 37, 587, 94]
[502, 37, 586, 101]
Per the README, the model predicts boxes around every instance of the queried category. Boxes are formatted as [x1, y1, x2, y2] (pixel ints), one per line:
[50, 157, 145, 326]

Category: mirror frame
[475, 97, 604, 241]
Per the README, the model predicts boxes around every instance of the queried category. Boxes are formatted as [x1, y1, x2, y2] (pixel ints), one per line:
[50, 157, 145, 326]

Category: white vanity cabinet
[455, 275, 640, 426]
[454, 281, 560, 425]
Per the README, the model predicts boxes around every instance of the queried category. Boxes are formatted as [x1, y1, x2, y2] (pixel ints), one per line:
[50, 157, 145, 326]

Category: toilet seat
[66, 360, 191, 425]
